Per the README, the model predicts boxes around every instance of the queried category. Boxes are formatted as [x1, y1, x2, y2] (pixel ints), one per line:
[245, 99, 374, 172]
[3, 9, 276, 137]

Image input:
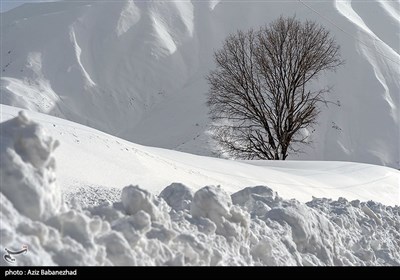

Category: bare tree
[207, 16, 343, 160]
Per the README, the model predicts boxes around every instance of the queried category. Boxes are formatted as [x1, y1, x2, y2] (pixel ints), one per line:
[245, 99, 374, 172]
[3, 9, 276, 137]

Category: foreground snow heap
[0, 112, 62, 221]
[1, 113, 399, 266]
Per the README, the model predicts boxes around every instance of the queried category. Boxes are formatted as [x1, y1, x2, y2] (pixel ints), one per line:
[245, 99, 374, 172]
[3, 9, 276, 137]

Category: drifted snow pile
[1, 114, 399, 266]
[0, 111, 62, 221]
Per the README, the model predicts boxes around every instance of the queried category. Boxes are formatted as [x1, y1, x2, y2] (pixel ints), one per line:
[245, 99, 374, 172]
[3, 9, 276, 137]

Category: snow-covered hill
[2, 104, 399, 206]
[1, 106, 399, 266]
[1, 0, 399, 167]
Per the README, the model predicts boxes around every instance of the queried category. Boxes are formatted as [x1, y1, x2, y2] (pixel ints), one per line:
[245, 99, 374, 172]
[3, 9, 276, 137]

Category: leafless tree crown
[207, 16, 343, 160]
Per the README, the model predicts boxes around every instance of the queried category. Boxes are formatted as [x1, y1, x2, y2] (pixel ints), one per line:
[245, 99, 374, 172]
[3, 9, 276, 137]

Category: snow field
[1, 0, 399, 167]
[1, 112, 399, 266]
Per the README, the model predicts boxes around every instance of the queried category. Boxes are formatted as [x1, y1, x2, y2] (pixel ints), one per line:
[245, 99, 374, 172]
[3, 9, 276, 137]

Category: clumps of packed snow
[0, 111, 63, 221]
[121, 185, 170, 222]
[63, 185, 121, 209]
[1, 114, 399, 266]
[190, 186, 249, 241]
[160, 183, 193, 212]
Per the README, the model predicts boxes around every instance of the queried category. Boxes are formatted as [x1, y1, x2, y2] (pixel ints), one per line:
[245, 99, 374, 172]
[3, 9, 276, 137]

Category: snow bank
[1, 114, 399, 266]
[0, 111, 62, 221]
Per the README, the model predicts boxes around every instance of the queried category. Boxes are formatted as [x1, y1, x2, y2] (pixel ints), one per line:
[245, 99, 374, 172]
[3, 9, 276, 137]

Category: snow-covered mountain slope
[1, 0, 399, 168]
[1, 106, 399, 266]
[2, 104, 399, 206]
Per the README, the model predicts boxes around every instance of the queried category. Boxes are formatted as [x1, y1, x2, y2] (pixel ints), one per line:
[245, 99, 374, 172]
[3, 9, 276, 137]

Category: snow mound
[1, 114, 399, 266]
[121, 185, 170, 222]
[190, 186, 249, 240]
[0, 111, 62, 221]
[159, 182, 194, 211]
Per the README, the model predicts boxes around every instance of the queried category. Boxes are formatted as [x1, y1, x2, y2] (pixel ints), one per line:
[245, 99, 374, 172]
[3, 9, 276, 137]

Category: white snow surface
[1, 0, 399, 168]
[2, 105, 399, 206]
[1, 108, 399, 266]
[0, 111, 62, 221]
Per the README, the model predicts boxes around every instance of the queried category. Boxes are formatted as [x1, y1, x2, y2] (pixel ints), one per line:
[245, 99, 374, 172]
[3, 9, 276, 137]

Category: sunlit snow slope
[1, 105, 400, 266]
[1, 0, 399, 167]
[1, 104, 399, 206]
